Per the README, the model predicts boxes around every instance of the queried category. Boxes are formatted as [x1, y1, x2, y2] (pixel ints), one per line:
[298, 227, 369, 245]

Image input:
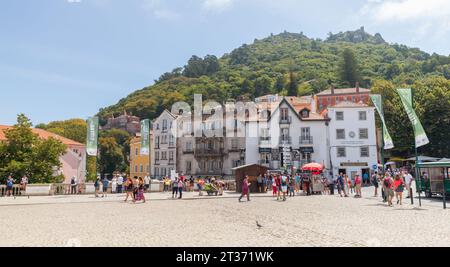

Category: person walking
[102, 177, 109, 198]
[263, 174, 268, 193]
[289, 176, 295, 197]
[328, 174, 335, 195]
[117, 174, 124, 193]
[124, 177, 135, 202]
[272, 177, 278, 197]
[393, 174, 405, 205]
[303, 174, 311, 196]
[383, 174, 394, 207]
[172, 178, 179, 199]
[239, 175, 251, 202]
[275, 174, 282, 200]
[133, 177, 146, 203]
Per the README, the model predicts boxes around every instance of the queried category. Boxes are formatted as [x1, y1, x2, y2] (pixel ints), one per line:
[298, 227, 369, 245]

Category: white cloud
[142, 0, 181, 21]
[362, 0, 450, 23]
[202, 0, 234, 12]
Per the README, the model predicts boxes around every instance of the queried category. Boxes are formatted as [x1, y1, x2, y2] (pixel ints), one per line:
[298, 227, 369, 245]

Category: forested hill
[97, 27, 450, 125]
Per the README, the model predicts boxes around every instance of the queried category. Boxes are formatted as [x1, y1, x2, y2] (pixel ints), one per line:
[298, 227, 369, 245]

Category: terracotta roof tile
[0, 125, 84, 147]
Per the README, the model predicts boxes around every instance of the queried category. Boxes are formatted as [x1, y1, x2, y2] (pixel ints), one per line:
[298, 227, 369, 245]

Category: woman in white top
[111, 176, 118, 193]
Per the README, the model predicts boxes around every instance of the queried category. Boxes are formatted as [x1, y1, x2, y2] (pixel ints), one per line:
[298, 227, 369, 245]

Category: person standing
[134, 177, 146, 203]
[328, 174, 335, 195]
[117, 174, 124, 194]
[354, 174, 362, 198]
[94, 177, 101, 198]
[178, 178, 184, 199]
[111, 176, 117, 194]
[144, 174, 151, 193]
[372, 172, 379, 197]
[263, 174, 268, 193]
[303, 174, 311, 196]
[289, 176, 295, 197]
[5, 175, 15, 197]
[403, 171, 414, 199]
[239, 175, 251, 202]
[70, 176, 78, 195]
[363, 172, 370, 186]
[20, 175, 28, 194]
[198, 178, 205, 196]
[102, 177, 109, 198]
[337, 174, 348, 197]
[257, 174, 263, 193]
[280, 174, 288, 201]
[295, 174, 301, 194]
[172, 178, 179, 199]
[275, 174, 282, 200]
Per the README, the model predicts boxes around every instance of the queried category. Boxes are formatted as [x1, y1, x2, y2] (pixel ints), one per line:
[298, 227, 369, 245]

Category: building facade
[327, 102, 378, 179]
[0, 126, 87, 184]
[245, 96, 330, 173]
[102, 111, 141, 135]
[129, 132, 153, 179]
[316, 84, 371, 112]
[152, 110, 178, 179]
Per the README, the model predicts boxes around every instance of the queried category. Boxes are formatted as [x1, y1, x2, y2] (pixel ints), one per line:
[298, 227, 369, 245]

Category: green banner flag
[86, 117, 99, 156]
[397, 88, 429, 148]
[370, 94, 394, 150]
[140, 119, 150, 155]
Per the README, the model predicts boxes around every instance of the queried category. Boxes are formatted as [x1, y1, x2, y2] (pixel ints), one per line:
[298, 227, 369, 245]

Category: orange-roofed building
[0, 125, 86, 184]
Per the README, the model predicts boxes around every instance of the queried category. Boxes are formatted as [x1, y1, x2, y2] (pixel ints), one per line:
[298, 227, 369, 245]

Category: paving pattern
[1, 186, 449, 247]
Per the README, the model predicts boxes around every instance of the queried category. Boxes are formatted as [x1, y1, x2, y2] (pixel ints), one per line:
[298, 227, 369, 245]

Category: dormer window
[300, 108, 310, 118]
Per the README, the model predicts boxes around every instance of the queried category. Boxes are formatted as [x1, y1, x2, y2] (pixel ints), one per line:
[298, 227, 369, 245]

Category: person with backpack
[94, 176, 101, 198]
[383, 174, 394, 207]
[5, 175, 15, 197]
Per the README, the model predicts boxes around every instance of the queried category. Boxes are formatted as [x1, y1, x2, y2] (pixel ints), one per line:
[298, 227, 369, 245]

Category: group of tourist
[2, 175, 29, 197]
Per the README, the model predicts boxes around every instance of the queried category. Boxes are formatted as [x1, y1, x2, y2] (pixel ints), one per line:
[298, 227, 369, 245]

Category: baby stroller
[204, 183, 219, 196]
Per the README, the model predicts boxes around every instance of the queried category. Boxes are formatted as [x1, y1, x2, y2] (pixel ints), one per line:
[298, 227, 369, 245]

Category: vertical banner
[397, 88, 429, 148]
[370, 94, 394, 149]
[140, 119, 150, 155]
[86, 117, 99, 156]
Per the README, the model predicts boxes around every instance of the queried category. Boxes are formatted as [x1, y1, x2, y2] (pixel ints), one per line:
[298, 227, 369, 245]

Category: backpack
[7, 180, 13, 187]
[383, 178, 391, 187]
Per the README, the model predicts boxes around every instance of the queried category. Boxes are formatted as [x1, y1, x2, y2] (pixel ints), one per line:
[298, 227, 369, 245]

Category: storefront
[337, 162, 370, 180]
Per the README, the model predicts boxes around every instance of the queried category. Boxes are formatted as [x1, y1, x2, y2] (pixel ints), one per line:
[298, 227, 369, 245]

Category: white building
[327, 101, 378, 179]
[245, 96, 330, 173]
[152, 110, 178, 179]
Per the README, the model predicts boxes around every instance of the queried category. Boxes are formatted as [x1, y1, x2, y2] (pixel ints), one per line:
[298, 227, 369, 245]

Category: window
[155, 168, 159, 176]
[336, 111, 344, 120]
[231, 139, 239, 149]
[186, 161, 192, 172]
[360, 146, 369, 157]
[300, 109, 309, 118]
[162, 120, 168, 131]
[281, 108, 289, 120]
[359, 111, 367, 121]
[186, 141, 192, 151]
[336, 129, 345, 140]
[169, 151, 174, 161]
[161, 151, 167, 160]
[169, 135, 175, 146]
[135, 148, 139, 156]
[135, 165, 138, 173]
[359, 128, 369, 139]
[140, 165, 143, 172]
[233, 160, 240, 168]
[301, 127, 311, 139]
[155, 152, 160, 160]
[337, 147, 346, 157]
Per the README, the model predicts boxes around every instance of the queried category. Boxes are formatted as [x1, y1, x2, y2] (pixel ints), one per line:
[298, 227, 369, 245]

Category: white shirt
[117, 176, 124, 185]
[404, 173, 413, 184]
[144, 176, 150, 185]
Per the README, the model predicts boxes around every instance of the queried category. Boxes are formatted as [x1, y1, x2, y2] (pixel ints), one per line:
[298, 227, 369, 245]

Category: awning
[299, 147, 314, 153]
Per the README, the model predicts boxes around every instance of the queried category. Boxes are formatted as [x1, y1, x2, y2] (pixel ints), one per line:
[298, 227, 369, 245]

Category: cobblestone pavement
[1, 186, 449, 247]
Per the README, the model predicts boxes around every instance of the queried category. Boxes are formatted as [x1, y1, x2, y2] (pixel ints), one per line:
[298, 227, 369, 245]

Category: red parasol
[301, 163, 324, 172]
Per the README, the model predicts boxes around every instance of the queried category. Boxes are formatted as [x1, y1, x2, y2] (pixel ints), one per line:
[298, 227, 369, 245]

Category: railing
[195, 148, 225, 157]
[279, 116, 292, 124]
[259, 137, 271, 145]
[279, 136, 292, 145]
[183, 148, 194, 154]
[228, 147, 242, 152]
[0, 185, 22, 197]
[168, 160, 175, 165]
[299, 136, 313, 145]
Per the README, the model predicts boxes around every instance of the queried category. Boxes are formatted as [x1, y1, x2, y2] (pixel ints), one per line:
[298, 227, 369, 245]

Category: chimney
[331, 85, 335, 95]
[355, 82, 360, 93]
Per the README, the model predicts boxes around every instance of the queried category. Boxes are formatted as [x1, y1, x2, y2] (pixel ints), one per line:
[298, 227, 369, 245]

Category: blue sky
[1, 0, 450, 125]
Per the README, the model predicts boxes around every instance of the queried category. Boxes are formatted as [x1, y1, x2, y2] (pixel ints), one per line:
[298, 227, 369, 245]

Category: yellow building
[129, 132, 153, 179]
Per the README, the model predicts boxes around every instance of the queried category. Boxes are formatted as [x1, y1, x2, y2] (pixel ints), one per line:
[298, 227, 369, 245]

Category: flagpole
[380, 96, 385, 175]
[412, 89, 422, 207]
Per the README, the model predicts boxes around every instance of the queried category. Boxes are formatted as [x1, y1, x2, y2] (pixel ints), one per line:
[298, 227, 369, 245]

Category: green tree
[287, 71, 298, 96]
[0, 114, 67, 183]
[98, 137, 126, 178]
[339, 48, 361, 87]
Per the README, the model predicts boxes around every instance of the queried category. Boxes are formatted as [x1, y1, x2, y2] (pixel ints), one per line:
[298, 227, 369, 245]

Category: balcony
[299, 136, 314, 145]
[228, 147, 242, 152]
[279, 116, 292, 124]
[168, 160, 175, 165]
[194, 148, 225, 157]
[183, 148, 194, 154]
[259, 137, 271, 145]
[279, 136, 292, 146]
